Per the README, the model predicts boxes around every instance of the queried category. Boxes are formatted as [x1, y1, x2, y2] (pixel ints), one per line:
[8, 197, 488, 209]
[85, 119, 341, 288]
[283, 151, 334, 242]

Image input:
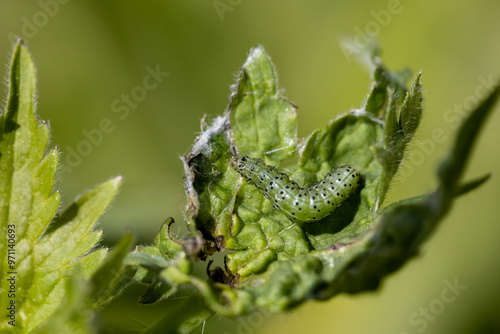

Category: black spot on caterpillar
[232, 156, 360, 223]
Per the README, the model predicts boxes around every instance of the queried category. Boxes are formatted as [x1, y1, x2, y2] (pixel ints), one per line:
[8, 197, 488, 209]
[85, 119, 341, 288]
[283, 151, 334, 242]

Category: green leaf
[236, 69, 498, 313]
[438, 83, 500, 198]
[0, 40, 123, 333]
[183, 48, 309, 280]
[399, 72, 423, 143]
[185, 47, 419, 281]
[231, 46, 297, 164]
[169, 46, 421, 312]
[125, 219, 193, 304]
[89, 231, 136, 308]
[31, 278, 94, 334]
[454, 174, 491, 197]
[141, 295, 213, 334]
[134, 45, 498, 322]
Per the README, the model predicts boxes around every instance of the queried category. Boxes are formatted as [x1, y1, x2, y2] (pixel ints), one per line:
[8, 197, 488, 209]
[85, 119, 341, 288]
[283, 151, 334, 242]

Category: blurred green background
[1, 1, 500, 333]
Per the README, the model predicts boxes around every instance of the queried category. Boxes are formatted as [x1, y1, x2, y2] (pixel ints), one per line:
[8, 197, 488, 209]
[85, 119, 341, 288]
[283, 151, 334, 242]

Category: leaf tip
[244, 45, 270, 69]
[248, 45, 265, 59]
[110, 175, 124, 187]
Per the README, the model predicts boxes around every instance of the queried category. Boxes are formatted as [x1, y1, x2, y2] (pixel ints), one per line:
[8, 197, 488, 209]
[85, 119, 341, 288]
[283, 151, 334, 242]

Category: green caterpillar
[233, 156, 360, 222]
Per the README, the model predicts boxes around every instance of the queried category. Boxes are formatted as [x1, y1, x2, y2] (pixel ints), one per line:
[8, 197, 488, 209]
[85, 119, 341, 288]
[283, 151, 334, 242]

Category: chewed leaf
[136, 45, 498, 320]
[182, 46, 418, 282]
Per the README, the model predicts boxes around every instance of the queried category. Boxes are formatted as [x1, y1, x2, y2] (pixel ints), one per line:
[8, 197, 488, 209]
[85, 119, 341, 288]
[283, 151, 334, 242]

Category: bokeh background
[1, 1, 500, 333]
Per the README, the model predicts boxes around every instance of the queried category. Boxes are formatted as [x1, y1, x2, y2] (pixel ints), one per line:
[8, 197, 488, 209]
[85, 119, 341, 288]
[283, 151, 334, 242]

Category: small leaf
[141, 295, 213, 334]
[400, 72, 423, 143]
[154, 218, 186, 260]
[364, 66, 390, 117]
[138, 280, 174, 304]
[125, 223, 190, 304]
[438, 83, 500, 198]
[454, 174, 491, 197]
[89, 231, 135, 308]
[125, 250, 171, 273]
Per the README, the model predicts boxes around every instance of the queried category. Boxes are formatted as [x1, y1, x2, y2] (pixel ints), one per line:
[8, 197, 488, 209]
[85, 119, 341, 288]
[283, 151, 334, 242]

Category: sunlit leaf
[0, 40, 123, 333]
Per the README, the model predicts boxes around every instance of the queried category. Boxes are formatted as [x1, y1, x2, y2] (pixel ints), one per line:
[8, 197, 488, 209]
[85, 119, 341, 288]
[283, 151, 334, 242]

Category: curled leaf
[133, 46, 498, 319]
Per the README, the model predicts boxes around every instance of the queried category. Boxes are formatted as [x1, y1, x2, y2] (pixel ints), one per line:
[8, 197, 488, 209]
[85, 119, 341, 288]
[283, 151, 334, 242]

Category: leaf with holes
[132, 45, 498, 319]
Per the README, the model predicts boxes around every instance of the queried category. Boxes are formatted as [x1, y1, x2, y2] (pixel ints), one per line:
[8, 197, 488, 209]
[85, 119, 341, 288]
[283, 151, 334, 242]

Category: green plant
[0, 40, 135, 334]
[0, 40, 498, 333]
